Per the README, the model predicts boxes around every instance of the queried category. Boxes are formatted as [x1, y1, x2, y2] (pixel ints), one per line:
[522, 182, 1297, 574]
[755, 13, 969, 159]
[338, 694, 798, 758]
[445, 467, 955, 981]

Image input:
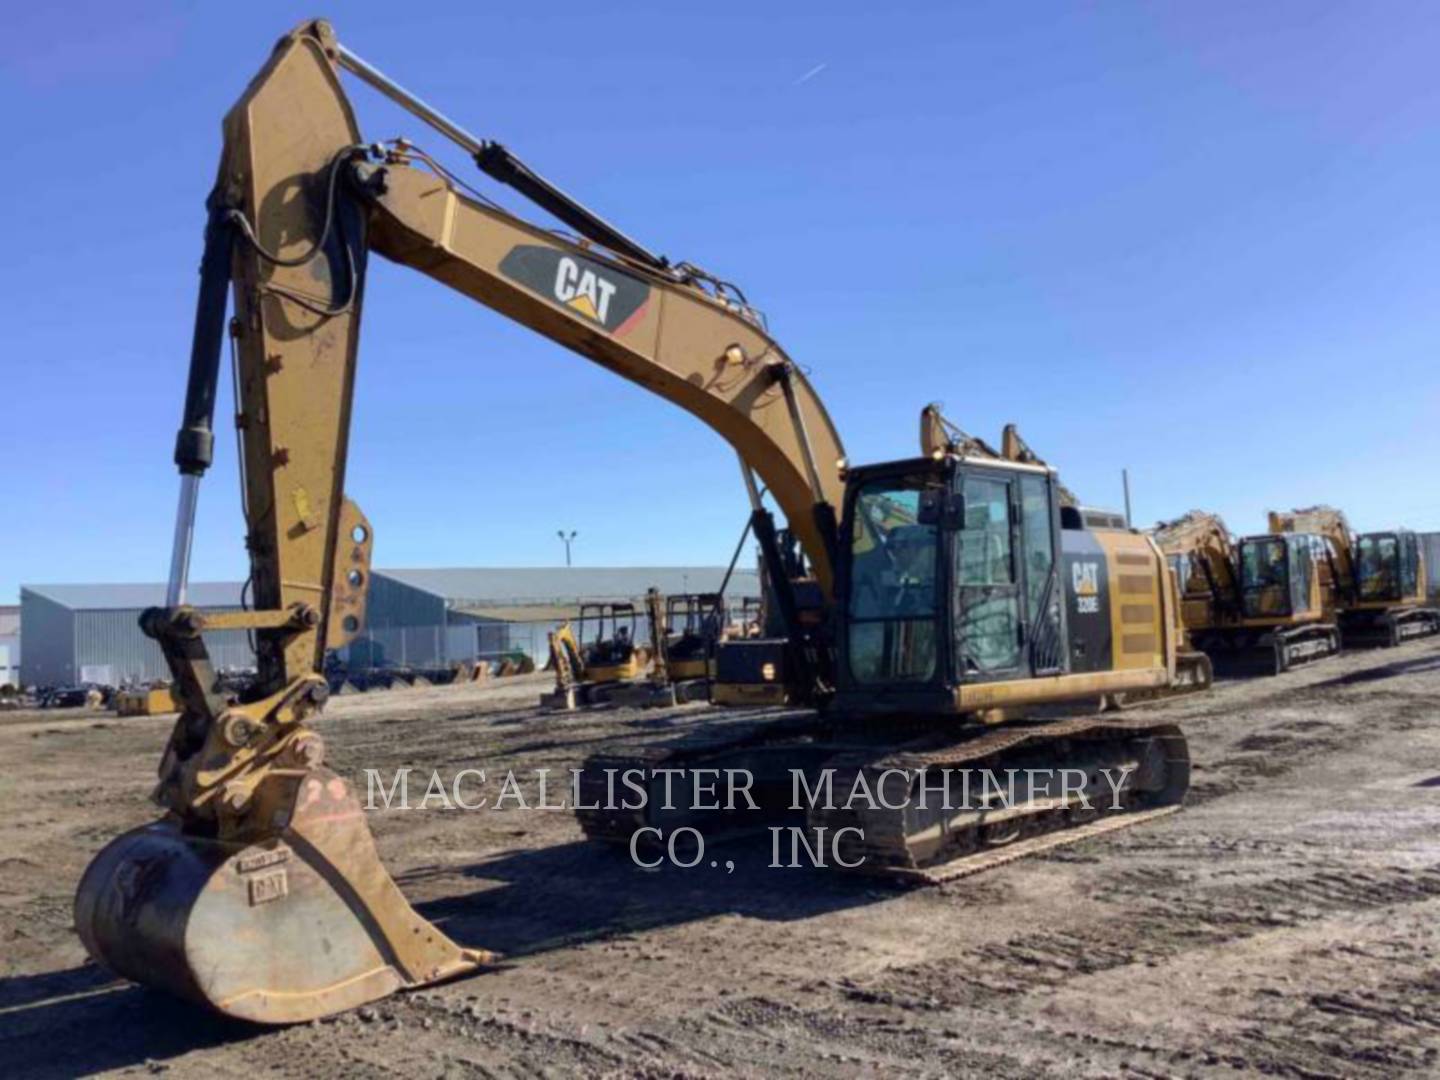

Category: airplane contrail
[793, 62, 828, 86]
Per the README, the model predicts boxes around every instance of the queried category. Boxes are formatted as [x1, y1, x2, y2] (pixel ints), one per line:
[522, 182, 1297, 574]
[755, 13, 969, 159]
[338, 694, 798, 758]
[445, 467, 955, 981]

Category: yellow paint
[292, 486, 314, 528]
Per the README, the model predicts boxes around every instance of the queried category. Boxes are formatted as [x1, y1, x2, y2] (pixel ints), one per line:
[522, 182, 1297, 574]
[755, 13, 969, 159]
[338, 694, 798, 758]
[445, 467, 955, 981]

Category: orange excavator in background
[75, 21, 1204, 1025]
[1269, 507, 1440, 646]
[1152, 511, 1341, 673]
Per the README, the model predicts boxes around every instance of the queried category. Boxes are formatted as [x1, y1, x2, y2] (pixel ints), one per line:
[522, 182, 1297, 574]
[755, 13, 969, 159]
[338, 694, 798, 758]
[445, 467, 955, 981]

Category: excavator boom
[75, 20, 846, 1025]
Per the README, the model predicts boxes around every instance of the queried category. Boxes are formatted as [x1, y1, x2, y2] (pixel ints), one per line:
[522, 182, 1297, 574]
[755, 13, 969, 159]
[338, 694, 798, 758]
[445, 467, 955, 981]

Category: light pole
[557, 529, 577, 567]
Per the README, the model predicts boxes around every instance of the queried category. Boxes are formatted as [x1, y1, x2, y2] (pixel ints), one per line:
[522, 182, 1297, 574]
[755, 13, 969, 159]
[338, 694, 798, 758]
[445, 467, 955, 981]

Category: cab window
[955, 475, 1021, 674]
[1357, 535, 1399, 601]
[846, 479, 939, 683]
[1241, 537, 1289, 618]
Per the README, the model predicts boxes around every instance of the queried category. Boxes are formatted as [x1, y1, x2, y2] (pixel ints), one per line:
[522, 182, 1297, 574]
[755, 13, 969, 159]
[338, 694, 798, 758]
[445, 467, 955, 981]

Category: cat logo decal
[499, 246, 650, 335]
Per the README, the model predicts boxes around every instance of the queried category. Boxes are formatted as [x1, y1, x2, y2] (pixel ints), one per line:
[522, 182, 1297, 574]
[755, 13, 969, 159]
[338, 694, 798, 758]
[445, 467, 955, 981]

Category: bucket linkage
[74, 604, 491, 1024]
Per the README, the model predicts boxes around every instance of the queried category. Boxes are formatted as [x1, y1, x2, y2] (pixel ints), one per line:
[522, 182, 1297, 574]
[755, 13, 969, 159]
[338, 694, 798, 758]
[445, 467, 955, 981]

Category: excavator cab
[1355, 530, 1421, 604]
[577, 602, 644, 683]
[664, 593, 725, 681]
[836, 457, 1063, 709]
[833, 454, 1189, 714]
[1237, 533, 1329, 620]
[1344, 529, 1440, 644]
[838, 463, 946, 698]
[1166, 549, 1234, 628]
[1268, 509, 1438, 647]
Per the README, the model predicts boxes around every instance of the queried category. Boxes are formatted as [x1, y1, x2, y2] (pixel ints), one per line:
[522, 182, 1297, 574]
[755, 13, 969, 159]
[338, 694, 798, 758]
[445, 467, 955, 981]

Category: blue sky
[2, 2, 1437, 603]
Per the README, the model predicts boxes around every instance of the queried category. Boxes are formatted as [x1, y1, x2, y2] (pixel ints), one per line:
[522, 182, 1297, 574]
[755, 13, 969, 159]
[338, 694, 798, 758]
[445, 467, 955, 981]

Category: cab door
[1018, 473, 1065, 674]
[1401, 533, 1420, 600]
[953, 471, 1022, 678]
[1288, 536, 1314, 617]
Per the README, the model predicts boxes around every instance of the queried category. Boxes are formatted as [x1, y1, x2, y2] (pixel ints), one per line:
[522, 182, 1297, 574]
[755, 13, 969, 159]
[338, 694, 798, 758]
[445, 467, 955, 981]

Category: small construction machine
[662, 593, 725, 681]
[652, 591, 726, 702]
[1153, 510, 1341, 673]
[576, 601, 647, 683]
[1270, 507, 1440, 646]
[76, 20, 1206, 1024]
[543, 600, 665, 709]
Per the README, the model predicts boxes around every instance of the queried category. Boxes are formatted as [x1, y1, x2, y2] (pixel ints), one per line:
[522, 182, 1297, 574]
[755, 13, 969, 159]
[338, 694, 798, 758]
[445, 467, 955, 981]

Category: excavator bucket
[75, 767, 490, 1024]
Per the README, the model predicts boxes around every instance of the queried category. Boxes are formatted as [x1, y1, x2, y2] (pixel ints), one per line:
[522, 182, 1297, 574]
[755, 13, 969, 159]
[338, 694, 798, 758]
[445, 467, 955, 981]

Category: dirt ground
[2, 640, 1439, 1078]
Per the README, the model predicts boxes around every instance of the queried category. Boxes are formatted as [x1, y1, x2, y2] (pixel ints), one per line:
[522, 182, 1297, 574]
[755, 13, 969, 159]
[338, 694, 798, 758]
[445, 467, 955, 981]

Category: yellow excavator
[1269, 507, 1440, 647]
[573, 601, 648, 683]
[662, 593, 725, 681]
[583, 403, 1209, 859]
[544, 596, 679, 709]
[1152, 510, 1342, 673]
[653, 591, 727, 703]
[75, 21, 1205, 1025]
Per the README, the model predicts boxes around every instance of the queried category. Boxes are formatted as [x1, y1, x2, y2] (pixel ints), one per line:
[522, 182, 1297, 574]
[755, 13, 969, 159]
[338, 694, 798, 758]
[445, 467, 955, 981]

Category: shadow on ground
[417, 835, 899, 959]
[1205, 646, 1440, 688]
[1310, 652, 1440, 688]
[0, 965, 260, 1079]
[0, 836, 894, 1076]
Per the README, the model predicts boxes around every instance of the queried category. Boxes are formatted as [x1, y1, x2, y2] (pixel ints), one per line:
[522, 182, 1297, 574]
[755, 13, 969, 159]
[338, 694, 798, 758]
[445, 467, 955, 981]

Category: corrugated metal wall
[0, 634, 20, 688]
[72, 609, 254, 684]
[19, 589, 73, 687]
[345, 574, 449, 668]
[364, 574, 448, 628]
[21, 587, 257, 687]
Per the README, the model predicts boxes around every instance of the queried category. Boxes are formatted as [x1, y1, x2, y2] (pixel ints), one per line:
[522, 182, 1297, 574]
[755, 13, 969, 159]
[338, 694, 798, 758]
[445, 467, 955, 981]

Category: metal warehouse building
[19, 583, 252, 687]
[19, 567, 761, 687]
[349, 566, 761, 671]
[0, 605, 19, 688]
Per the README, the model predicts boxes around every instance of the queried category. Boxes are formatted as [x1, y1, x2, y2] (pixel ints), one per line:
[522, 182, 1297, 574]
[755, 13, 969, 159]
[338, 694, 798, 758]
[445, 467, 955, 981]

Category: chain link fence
[344, 616, 661, 672]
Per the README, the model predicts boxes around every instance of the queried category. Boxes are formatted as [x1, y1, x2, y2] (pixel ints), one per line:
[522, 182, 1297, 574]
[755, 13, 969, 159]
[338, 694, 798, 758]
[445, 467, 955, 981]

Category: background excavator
[1269, 507, 1440, 646]
[1152, 510, 1341, 673]
[75, 20, 1204, 1025]
[542, 600, 655, 709]
[661, 592, 726, 681]
[655, 591, 728, 702]
[544, 591, 716, 710]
